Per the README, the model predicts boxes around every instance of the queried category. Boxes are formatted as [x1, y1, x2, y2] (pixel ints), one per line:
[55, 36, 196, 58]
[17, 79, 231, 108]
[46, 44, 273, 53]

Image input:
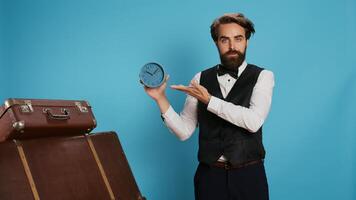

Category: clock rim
[139, 62, 166, 88]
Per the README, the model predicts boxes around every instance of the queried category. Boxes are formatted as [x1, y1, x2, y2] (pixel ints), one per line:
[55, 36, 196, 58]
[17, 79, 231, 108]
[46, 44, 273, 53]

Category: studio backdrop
[0, 0, 355, 199]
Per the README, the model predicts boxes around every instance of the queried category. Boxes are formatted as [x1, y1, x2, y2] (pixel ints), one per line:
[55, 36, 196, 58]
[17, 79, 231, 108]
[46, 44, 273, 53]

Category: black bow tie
[217, 65, 239, 79]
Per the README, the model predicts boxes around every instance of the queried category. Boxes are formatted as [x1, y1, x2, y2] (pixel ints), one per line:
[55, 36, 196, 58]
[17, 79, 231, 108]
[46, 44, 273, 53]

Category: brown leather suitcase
[0, 98, 97, 142]
[0, 132, 146, 200]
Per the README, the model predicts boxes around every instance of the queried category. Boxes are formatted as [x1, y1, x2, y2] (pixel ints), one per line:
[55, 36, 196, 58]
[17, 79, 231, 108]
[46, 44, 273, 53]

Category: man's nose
[229, 41, 236, 50]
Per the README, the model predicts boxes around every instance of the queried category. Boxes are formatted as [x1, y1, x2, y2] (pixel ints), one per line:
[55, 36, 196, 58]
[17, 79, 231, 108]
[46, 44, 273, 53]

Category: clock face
[139, 62, 165, 88]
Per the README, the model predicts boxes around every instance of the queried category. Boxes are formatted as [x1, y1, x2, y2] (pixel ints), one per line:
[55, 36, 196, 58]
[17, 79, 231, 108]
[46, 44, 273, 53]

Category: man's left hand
[171, 81, 211, 104]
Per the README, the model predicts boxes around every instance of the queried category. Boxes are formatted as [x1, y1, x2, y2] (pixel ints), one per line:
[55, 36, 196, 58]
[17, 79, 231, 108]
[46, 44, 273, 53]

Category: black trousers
[194, 162, 269, 200]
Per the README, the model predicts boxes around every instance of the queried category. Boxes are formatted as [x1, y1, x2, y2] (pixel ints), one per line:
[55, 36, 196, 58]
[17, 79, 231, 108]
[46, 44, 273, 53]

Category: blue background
[1, 0, 355, 199]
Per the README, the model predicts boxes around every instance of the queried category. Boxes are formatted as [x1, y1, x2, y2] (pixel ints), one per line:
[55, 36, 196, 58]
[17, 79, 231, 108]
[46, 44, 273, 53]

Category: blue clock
[139, 62, 166, 88]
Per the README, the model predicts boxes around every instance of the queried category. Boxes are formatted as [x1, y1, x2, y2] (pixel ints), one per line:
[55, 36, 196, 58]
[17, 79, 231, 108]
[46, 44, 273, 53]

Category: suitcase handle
[43, 108, 70, 120]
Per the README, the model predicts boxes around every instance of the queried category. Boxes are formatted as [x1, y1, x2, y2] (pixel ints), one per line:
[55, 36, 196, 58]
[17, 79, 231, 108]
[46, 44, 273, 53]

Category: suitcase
[0, 98, 97, 142]
[0, 132, 146, 200]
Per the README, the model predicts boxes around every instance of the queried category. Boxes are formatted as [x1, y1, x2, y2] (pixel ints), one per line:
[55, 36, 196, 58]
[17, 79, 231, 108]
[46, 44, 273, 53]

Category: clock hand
[153, 68, 159, 74]
[146, 70, 153, 76]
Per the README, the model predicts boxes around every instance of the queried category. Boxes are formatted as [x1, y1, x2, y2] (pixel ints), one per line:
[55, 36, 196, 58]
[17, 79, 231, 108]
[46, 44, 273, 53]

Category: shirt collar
[238, 61, 247, 77]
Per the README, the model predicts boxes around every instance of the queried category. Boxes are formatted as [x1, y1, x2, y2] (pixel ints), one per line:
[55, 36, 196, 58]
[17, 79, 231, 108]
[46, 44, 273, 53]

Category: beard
[219, 47, 246, 71]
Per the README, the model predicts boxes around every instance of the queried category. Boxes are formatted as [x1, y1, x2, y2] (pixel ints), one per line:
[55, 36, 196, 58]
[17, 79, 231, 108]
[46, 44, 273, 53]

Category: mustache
[224, 50, 241, 56]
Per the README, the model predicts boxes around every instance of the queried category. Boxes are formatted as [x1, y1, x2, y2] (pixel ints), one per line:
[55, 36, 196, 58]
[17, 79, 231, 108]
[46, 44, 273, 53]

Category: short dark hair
[210, 13, 255, 41]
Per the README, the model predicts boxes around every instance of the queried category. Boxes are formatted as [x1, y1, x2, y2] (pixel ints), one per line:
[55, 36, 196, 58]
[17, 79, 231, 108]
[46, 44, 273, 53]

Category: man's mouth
[227, 53, 238, 57]
[226, 51, 239, 56]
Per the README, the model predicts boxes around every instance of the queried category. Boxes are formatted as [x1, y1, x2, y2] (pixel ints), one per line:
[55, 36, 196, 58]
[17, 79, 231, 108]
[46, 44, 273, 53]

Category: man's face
[215, 23, 248, 70]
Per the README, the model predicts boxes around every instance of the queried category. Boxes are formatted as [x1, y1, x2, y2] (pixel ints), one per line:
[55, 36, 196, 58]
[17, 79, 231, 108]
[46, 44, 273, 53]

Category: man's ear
[246, 39, 249, 46]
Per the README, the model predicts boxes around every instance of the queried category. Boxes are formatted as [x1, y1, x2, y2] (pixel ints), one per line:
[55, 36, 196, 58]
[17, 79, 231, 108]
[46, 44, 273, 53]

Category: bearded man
[144, 13, 274, 200]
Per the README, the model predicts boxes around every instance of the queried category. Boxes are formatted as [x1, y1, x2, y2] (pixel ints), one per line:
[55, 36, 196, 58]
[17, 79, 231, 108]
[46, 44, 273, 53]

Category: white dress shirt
[161, 61, 275, 161]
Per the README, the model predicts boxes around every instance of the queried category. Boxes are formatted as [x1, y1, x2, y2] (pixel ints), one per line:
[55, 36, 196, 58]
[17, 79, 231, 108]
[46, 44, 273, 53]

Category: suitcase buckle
[20, 100, 33, 113]
[75, 102, 88, 113]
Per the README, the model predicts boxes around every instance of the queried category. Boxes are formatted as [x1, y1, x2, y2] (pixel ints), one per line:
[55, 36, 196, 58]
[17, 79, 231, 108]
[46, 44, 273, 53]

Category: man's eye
[236, 37, 243, 42]
[221, 38, 228, 43]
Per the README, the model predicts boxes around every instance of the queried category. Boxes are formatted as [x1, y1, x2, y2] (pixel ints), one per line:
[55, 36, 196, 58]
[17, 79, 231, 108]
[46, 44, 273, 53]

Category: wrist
[155, 95, 170, 114]
[155, 95, 167, 104]
[205, 94, 211, 105]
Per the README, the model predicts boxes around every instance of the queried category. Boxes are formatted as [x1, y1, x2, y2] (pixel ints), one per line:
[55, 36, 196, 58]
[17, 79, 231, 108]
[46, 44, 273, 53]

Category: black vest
[197, 64, 265, 165]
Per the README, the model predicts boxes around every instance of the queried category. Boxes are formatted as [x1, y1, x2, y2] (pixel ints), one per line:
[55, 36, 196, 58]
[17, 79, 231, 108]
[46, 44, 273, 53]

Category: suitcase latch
[20, 100, 34, 113]
[75, 102, 88, 113]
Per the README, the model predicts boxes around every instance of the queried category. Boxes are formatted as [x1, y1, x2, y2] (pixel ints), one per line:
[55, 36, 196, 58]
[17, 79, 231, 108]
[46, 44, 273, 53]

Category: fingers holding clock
[164, 74, 170, 83]
[158, 74, 169, 89]
[143, 74, 170, 101]
[144, 85, 164, 100]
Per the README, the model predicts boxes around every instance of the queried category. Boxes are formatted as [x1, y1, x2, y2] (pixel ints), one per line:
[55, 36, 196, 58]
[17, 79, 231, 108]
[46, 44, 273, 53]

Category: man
[144, 13, 274, 200]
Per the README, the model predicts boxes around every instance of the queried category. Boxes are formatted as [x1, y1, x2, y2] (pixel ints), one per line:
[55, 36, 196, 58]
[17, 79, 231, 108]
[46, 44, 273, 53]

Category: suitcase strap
[86, 135, 116, 200]
[14, 140, 41, 200]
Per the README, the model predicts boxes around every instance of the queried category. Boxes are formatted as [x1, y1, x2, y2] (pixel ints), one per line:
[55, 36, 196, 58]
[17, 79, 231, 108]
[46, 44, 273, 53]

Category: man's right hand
[143, 75, 170, 114]
[143, 75, 169, 101]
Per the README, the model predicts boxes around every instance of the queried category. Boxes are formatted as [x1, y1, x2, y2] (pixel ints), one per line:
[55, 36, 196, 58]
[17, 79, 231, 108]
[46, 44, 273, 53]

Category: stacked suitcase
[0, 98, 146, 200]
